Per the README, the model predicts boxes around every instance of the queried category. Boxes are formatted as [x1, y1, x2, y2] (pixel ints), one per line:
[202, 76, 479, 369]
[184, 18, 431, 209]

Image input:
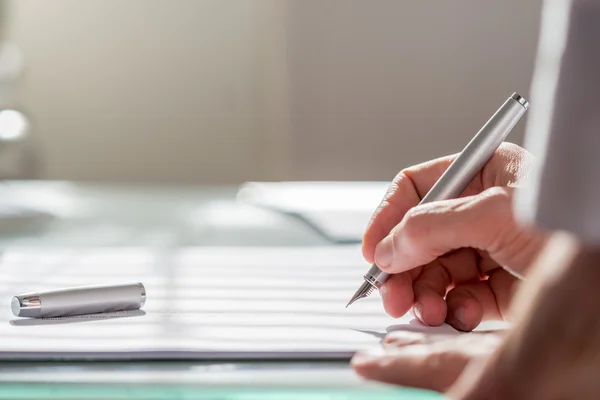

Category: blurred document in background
[237, 182, 390, 243]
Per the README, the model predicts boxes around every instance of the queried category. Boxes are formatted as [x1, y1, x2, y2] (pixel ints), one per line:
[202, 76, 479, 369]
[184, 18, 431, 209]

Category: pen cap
[420, 92, 528, 203]
[11, 282, 146, 318]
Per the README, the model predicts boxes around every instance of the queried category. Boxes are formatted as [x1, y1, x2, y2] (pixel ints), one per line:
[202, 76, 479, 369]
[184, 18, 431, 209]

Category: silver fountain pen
[346, 92, 530, 307]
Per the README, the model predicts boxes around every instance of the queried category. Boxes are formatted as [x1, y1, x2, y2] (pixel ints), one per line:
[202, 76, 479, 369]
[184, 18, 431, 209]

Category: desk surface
[0, 181, 440, 399]
[0, 181, 327, 247]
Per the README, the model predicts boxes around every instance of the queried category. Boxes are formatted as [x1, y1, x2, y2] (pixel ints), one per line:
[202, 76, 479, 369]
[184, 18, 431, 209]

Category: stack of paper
[0, 245, 474, 361]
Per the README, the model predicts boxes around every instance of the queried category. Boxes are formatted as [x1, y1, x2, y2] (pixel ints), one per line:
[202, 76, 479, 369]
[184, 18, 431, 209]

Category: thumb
[374, 187, 546, 276]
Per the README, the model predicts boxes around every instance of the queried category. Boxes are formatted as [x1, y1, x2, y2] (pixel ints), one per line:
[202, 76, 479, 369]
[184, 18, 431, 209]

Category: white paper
[0, 246, 503, 361]
[236, 182, 390, 242]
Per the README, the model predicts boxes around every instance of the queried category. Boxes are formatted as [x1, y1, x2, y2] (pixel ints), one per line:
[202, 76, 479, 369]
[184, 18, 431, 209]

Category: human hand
[362, 143, 548, 331]
[448, 233, 600, 399]
[351, 330, 503, 392]
[351, 236, 596, 397]
[352, 143, 548, 392]
[352, 234, 600, 397]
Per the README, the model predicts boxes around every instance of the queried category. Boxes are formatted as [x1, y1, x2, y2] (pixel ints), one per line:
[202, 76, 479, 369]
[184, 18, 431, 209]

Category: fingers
[448, 236, 584, 400]
[380, 272, 414, 318]
[352, 332, 503, 392]
[444, 269, 518, 331]
[362, 143, 533, 265]
[352, 344, 464, 392]
[412, 249, 481, 326]
[487, 268, 520, 321]
[383, 330, 430, 347]
[362, 155, 456, 264]
[445, 282, 499, 332]
[380, 247, 517, 330]
[374, 186, 539, 275]
[411, 262, 450, 326]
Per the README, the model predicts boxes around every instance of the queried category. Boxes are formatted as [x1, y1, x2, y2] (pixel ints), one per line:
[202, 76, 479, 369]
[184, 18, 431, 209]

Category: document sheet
[0, 245, 497, 361]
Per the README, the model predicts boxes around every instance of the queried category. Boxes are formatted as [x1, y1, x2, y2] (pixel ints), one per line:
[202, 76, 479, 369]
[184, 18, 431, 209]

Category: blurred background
[0, 0, 542, 184]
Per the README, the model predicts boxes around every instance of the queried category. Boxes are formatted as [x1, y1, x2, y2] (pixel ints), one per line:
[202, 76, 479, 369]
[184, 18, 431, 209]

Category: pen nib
[345, 281, 376, 308]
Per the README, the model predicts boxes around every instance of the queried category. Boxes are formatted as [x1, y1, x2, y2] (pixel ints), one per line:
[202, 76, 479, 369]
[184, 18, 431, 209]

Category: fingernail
[351, 346, 385, 365]
[448, 307, 467, 331]
[454, 307, 466, 323]
[413, 303, 424, 321]
[374, 235, 394, 268]
[384, 331, 425, 346]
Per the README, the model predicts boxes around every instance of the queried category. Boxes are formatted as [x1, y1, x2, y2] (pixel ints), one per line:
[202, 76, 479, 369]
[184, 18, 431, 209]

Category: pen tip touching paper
[346, 281, 376, 308]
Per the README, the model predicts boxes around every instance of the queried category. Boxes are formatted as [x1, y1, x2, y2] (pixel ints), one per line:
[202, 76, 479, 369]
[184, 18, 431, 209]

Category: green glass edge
[0, 383, 443, 400]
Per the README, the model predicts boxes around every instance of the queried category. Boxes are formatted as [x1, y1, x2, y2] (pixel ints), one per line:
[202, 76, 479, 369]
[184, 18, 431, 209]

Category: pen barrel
[365, 93, 528, 289]
[421, 93, 528, 203]
[12, 282, 146, 318]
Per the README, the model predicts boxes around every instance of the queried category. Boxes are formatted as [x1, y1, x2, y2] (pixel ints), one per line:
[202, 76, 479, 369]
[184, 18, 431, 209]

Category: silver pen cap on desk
[12, 282, 146, 318]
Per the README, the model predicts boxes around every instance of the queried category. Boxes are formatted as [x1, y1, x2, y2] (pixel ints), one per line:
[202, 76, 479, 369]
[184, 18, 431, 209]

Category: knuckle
[481, 189, 514, 225]
[386, 170, 411, 200]
[484, 143, 534, 187]
[393, 168, 410, 184]
[376, 170, 413, 212]
[480, 186, 512, 209]
[478, 187, 518, 252]
[391, 169, 410, 186]
[498, 142, 532, 159]
[497, 141, 523, 155]
[366, 170, 412, 229]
